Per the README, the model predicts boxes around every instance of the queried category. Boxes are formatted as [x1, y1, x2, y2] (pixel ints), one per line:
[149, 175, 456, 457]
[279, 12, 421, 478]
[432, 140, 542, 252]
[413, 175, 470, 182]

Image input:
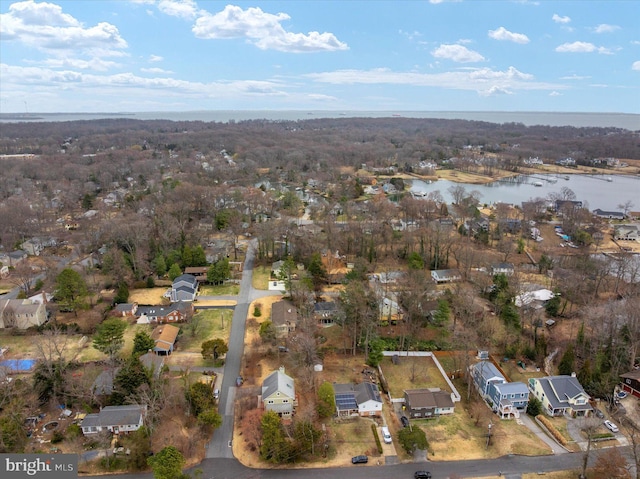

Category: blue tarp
[0, 359, 36, 373]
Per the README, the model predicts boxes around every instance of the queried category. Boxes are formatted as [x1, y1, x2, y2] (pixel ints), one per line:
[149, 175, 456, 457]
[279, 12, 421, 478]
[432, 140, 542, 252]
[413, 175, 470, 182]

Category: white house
[333, 382, 383, 417]
[431, 269, 462, 284]
[80, 405, 145, 435]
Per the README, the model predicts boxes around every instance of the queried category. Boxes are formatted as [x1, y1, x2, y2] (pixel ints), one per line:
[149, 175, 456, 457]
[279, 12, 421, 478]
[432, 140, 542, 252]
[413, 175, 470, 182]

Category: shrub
[536, 415, 567, 446]
[398, 426, 428, 453]
[51, 430, 65, 444]
[371, 424, 383, 454]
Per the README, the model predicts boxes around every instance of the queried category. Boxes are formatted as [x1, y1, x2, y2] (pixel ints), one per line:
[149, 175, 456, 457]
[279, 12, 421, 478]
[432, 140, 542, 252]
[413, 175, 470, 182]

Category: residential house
[0, 265, 9, 279]
[431, 269, 462, 284]
[80, 405, 145, 435]
[136, 303, 192, 324]
[403, 388, 455, 419]
[499, 219, 522, 234]
[139, 352, 165, 378]
[491, 263, 515, 276]
[333, 382, 383, 417]
[0, 250, 27, 267]
[0, 299, 48, 329]
[614, 225, 639, 241]
[593, 209, 625, 220]
[184, 266, 209, 283]
[620, 370, 640, 399]
[271, 300, 297, 338]
[470, 361, 529, 419]
[528, 375, 592, 417]
[92, 368, 120, 396]
[170, 274, 198, 302]
[151, 324, 180, 355]
[21, 239, 44, 256]
[313, 301, 339, 325]
[261, 367, 297, 419]
[555, 200, 583, 212]
[114, 302, 138, 318]
[379, 296, 403, 324]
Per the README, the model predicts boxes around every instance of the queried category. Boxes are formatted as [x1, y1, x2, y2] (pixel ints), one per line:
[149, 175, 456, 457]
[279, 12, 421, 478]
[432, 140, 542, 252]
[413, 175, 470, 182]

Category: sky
[0, 0, 639, 114]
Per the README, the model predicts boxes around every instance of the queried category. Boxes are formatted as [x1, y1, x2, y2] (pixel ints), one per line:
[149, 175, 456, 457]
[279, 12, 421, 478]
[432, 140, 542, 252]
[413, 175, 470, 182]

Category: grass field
[177, 309, 233, 352]
[128, 287, 168, 305]
[380, 355, 451, 397]
[251, 265, 271, 290]
[198, 283, 240, 296]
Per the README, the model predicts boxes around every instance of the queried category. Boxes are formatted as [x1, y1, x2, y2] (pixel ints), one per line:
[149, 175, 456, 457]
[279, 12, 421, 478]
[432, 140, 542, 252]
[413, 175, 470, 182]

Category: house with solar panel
[333, 382, 383, 417]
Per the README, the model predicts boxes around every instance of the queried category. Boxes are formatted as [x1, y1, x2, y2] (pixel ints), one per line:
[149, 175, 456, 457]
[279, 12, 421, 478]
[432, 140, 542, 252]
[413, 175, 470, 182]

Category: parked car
[213, 388, 220, 400]
[381, 426, 392, 444]
[236, 376, 243, 387]
[400, 415, 410, 427]
[594, 408, 604, 419]
[604, 420, 619, 433]
[278, 346, 289, 353]
[414, 472, 432, 479]
[351, 455, 368, 464]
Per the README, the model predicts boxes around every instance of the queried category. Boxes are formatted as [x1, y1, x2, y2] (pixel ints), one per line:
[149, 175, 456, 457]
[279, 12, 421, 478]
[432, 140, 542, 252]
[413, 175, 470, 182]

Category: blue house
[470, 361, 529, 419]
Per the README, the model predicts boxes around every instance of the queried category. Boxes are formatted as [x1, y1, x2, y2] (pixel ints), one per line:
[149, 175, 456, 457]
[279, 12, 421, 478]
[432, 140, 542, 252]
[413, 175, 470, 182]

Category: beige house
[0, 299, 48, 329]
[261, 367, 297, 418]
[271, 300, 297, 338]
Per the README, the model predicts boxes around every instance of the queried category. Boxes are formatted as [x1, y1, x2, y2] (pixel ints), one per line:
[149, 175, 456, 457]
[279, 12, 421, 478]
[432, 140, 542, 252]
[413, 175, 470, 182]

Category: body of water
[410, 174, 640, 212]
[1, 110, 639, 129]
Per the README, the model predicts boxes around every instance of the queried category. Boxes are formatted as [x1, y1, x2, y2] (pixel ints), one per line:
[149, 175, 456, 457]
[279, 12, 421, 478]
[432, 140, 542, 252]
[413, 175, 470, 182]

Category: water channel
[409, 173, 640, 212]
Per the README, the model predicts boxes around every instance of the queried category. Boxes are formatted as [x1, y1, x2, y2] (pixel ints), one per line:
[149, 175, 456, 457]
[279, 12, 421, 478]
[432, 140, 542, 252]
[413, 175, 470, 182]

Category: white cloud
[192, 5, 347, 52]
[488, 27, 530, 44]
[560, 74, 591, 80]
[149, 54, 164, 62]
[305, 66, 563, 96]
[0, 0, 127, 64]
[479, 86, 512, 96]
[552, 14, 571, 24]
[555, 41, 596, 53]
[39, 57, 119, 71]
[549, 91, 562, 96]
[157, 0, 199, 21]
[632, 61, 640, 71]
[593, 24, 620, 34]
[431, 44, 485, 63]
[141, 67, 174, 74]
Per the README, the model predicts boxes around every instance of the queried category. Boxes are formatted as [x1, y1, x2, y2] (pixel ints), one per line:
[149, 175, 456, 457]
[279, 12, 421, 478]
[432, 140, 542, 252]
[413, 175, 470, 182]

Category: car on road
[351, 455, 368, 464]
[414, 471, 432, 479]
[604, 420, 619, 433]
[400, 415, 410, 427]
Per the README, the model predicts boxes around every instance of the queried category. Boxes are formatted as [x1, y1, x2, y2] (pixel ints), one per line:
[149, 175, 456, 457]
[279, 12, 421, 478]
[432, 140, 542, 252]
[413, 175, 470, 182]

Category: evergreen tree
[168, 263, 182, 281]
[558, 344, 575, 376]
[260, 411, 292, 463]
[93, 318, 127, 361]
[55, 268, 88, 315]
[147, 446, 185, 479]
[132, 330, 156, 357]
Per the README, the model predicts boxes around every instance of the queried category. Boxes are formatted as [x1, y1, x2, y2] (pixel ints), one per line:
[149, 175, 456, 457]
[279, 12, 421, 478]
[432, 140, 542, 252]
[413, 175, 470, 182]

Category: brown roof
[151, 324, 180, 351]
[404, 388, 454, 409]
[620, 370, 640, 381]
[271, 300, 298, 327]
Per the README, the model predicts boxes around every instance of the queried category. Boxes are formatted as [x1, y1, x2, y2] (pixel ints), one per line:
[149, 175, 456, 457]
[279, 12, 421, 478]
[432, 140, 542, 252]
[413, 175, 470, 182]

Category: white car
[604, 420, 619, 433]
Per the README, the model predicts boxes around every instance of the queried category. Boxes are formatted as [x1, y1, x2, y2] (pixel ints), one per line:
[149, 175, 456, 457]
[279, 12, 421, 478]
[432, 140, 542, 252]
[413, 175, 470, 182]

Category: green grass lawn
[178, 309, 233, 352]
[252, 266, 271, 290]
[198, 283, 240, 296]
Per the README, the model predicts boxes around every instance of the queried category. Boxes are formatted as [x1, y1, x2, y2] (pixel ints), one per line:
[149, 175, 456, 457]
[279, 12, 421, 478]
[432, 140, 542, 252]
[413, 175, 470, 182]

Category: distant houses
[431, 269, 462, 284]
[0, 299, 48, 329]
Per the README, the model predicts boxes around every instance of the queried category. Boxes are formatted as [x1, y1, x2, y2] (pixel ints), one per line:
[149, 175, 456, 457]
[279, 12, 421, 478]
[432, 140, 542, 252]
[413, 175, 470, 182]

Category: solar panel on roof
[335, 393, 358, 410]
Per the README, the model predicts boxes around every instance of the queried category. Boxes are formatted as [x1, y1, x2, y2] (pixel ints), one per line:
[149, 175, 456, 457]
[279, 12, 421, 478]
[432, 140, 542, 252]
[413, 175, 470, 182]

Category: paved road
[205, 239, 258, 459]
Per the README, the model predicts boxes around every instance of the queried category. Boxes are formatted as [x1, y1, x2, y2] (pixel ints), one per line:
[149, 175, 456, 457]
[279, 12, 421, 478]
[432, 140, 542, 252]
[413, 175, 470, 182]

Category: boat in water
[533, 181, 543, 187]
[564, 175, 570, 180]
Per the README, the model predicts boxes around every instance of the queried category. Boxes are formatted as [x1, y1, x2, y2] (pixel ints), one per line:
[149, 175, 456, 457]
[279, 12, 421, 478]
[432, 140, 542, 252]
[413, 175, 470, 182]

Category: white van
[213, 389, 220, 400]
[381, 426, 392, 444]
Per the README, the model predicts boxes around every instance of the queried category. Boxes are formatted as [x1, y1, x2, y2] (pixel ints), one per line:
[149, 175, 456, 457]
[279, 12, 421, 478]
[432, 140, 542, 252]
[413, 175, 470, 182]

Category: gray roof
[262, 369, 295, 400]
[537, 375, 592, 411]
[355, 382, 382, 404]
[472, 361, 505, 383]
[493, 381, 529, 396]
[92, 368, 120, 395]
[405, 388, 454, 409]
[82, 405, 144, 428]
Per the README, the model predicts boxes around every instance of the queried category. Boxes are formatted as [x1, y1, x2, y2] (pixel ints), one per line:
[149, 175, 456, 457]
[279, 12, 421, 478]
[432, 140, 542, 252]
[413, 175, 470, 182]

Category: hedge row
[371, 424, 383, 454]
[536, 415, 567, 446]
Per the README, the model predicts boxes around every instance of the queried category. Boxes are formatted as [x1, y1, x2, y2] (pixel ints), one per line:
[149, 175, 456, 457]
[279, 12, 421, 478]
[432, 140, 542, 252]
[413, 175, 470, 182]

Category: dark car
[401, 415, 410, 427]
[594, 408, 604, 419]
[351, 455, 368, 464]
[414, 472, 432, 479]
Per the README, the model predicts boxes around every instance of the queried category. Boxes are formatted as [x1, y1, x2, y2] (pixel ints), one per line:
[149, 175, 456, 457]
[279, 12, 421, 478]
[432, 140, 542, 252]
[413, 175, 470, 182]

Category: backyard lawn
[198, 283, 240, 296]
[128, 287, 168, 305]
[380, 355, 452, 398]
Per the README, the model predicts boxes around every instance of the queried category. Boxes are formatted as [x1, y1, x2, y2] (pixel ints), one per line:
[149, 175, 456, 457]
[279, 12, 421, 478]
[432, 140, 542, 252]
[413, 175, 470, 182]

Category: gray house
[403, 388, 455, 418]
[170, 274, 198, 302]
[80, 405, 145, 435]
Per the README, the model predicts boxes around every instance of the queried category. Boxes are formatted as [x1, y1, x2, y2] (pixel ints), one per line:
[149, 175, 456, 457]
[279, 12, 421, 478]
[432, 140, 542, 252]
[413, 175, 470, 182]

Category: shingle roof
[405, 388, 454, 409]
[262, 369, 295, 400]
